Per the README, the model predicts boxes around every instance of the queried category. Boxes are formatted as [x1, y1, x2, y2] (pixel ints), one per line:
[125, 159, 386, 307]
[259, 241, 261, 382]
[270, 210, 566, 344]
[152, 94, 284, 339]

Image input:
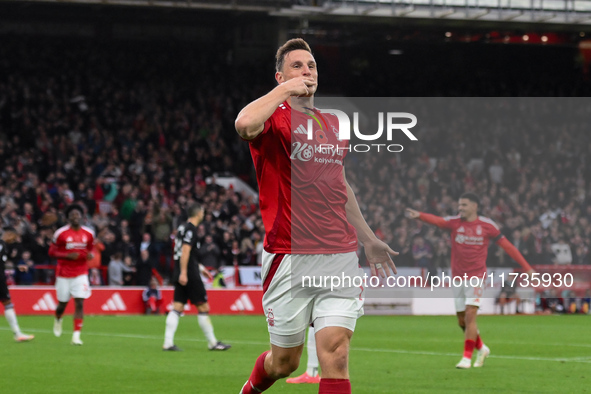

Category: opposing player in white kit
[235, 38, 397, 394]
[49, 204, 94, 345]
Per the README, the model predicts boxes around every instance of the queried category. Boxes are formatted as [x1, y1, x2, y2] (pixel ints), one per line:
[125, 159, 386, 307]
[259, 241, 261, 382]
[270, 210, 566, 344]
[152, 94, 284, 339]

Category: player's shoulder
[81, 225, 95, 237]
[477, 216, 500, 230]
[53, 224, 71, 239]
[184, 222, 197, 232]
[443, 214, 461, 222]
[268, 101, 290, 122]
[179, 222, 197, 239]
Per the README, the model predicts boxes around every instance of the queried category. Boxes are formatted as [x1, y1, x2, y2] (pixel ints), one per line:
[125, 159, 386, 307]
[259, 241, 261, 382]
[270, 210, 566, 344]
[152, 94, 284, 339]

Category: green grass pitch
[1, 314, 589, 393]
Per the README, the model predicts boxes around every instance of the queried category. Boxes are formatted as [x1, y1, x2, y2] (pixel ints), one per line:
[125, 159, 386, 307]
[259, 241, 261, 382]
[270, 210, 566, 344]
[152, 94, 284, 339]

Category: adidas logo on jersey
[457, 226, 465, 233]
[230, 293, 254, 312]
[294, 124, 308, 135]
[101, 292, 127, 311]
[32, 292, 58, 311]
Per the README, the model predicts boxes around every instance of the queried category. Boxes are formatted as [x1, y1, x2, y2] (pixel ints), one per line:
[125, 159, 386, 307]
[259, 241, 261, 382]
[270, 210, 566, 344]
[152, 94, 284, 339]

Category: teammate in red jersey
[48, 204, 94, 345]
[235, 38, 398, 394]
[406, 192, 534, 369]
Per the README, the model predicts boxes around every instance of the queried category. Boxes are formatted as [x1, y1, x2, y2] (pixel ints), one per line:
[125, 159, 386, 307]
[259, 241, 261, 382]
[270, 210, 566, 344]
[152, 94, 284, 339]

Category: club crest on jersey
[266, 308, 275, 327]
[476, 226, 482, 235]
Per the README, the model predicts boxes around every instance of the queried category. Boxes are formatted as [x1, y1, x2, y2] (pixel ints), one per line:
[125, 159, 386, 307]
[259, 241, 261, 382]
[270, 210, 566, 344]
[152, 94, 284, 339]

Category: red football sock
[475, 335, 483, 350]
[463, 339, 476, 359]
[74, 318, 83, 332]
[319, 378, 351, 394]
[242, 351, 275, 394]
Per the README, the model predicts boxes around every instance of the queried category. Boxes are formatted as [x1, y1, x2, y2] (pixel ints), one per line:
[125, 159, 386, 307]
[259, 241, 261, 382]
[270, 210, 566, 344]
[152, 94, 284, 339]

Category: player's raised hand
[364, 238, 398, 278]
[281, 77, 317, 97]
[405, 208, 420, 219]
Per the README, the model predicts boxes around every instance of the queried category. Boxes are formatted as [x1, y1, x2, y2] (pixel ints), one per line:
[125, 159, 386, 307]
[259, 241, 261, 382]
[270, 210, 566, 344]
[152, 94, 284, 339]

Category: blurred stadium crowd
[0, 38, 589, 288]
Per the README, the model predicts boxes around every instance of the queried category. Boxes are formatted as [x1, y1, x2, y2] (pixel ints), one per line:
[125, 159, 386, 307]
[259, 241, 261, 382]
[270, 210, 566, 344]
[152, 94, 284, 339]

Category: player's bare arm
[178, 243, 192, 286]
[343, 168, 398, 277]
[235, 77, 314, 140]
[199, 263, 213, 281]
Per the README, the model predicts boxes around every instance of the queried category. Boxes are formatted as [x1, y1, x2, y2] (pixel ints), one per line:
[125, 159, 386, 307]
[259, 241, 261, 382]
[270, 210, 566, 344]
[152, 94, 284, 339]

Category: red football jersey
[248, 101, 358, 254]
[440, 215, 504, 278]
[52, 225, 95, 278]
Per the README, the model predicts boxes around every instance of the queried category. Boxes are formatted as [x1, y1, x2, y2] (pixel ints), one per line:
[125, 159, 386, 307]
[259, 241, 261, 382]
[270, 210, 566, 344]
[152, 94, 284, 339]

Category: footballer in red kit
[406, 192, 534, 369]
[48, 204, 94, 345]
[236, 38, 398, 394]
[249, 100, 357, 255]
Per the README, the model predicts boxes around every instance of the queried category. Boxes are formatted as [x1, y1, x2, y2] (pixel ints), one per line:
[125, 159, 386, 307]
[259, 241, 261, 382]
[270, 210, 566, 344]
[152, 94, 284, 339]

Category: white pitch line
[351, 347, 591, 364]
[4, 327, 590, 364]
[377, 336, 591, 349]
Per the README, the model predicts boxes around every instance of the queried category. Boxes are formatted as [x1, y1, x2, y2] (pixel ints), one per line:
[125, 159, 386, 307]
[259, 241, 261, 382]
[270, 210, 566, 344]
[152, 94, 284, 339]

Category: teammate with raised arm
[235, 38, 397, 394]
[49, 204, 94, 345]
[406, 192, 534, 369]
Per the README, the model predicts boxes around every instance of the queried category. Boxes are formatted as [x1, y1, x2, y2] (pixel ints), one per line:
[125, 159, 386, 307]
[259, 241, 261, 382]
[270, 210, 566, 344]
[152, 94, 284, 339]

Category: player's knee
[323, 343, 349, 372]
[270, 355, 300, 378]
[464, 311, 477, 324]
[457, 317, 465, 329]
[197, 303, 210, 313]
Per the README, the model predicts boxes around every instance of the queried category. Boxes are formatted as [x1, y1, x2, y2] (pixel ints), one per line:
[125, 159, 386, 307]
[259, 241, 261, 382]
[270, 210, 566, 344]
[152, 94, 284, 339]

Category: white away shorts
[55, 274, 91, 302]
[452, 278, 485, 312]
[261, 250, 364, 347]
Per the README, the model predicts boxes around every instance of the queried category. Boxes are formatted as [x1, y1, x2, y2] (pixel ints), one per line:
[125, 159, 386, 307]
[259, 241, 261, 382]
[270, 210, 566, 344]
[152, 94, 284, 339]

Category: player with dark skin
[53, 209, 93, 324]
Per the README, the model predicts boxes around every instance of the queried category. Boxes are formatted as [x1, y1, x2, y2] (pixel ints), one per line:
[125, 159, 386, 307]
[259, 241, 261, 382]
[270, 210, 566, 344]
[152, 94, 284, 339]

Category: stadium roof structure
[9, 0, 591, 27]
[275, 0, 591, 25]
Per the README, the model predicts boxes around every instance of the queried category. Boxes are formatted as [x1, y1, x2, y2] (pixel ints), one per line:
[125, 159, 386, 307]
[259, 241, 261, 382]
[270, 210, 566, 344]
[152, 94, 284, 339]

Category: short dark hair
[459, 192, 480, 206]
[186, 203, 203, 218]
[276, 38, 313, 73]
[65, 204, 84, 218]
